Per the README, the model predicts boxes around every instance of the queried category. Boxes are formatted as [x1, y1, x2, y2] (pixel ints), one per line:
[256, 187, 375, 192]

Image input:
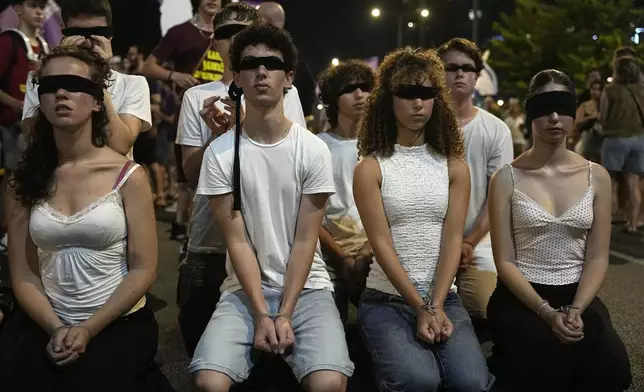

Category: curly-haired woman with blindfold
[353, 47, 493, 391]
[0, 45, 168, 392]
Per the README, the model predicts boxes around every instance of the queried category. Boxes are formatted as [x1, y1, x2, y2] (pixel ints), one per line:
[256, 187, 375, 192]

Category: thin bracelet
[463, 239, 475, 247]
[275, 313, 291, 321]
[536, 300, 549, 316]
[167, 71, 173, 83]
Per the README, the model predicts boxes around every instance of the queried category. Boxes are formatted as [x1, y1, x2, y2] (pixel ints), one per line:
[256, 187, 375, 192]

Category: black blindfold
[213, 24, 247, 40]
[339, 83, 371, 96]
[237, 56, 289, 72]
[38, 75, 104, 100]
[525, 91, 577, 125]
[393, 85, 440, 100]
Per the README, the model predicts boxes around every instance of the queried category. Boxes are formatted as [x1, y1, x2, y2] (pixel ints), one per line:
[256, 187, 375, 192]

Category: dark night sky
[111, 0, 515, 77]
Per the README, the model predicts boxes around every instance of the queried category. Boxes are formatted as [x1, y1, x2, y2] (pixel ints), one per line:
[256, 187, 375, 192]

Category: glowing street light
[371, 8, 381, 18]
[408, 21, 414, 28]
[497, 100, 505, 107]
[331, 58, 340, 66]
[420, 9, 430, 18]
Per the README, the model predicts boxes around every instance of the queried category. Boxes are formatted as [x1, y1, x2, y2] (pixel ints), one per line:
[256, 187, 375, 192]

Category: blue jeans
[359, 289, 494, 392]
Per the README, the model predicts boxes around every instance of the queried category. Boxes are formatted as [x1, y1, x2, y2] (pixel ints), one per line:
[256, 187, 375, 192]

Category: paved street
[149, 218, 644, 392]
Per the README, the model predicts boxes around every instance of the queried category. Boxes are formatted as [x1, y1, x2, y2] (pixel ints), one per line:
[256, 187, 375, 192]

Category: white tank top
[29, 161, 146, 325]
[366, 144, 451, 298]
[509, 162, 594, 285]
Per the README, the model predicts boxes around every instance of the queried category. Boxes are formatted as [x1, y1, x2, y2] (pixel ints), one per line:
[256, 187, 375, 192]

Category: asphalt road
[149, 219, 644, 392]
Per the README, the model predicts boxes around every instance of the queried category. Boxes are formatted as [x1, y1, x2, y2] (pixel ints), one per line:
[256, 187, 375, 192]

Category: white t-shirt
[462, 108, 514, 271]
[22, 70, 152, 158]
[177, 79, 307, 253]
[196, 123, 335, 296]
[317, 132, 366, 276]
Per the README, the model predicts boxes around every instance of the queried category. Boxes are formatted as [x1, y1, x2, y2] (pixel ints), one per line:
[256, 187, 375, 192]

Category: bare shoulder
[590, 162, 611, 189]
[119, 164, 151, 194]
[446, 157, 469, 179]
[355, 155, 381, 181]
[490, 164, 513, 190]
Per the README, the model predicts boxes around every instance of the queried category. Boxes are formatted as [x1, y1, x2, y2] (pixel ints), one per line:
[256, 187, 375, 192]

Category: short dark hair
[527, 69, 575, 99]
[13, 0, 48, 8]
[213, 2, 259, 31]
[437, 37, 484, 72]
[229, 22, 298, 73]
[318, 60, 374, 128]
[61, 0, 112, 27]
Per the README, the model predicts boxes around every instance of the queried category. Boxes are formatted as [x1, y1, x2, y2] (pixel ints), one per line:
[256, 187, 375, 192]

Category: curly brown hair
[318, 60, 375, 128]
[11, 45, 112, 208]
[358, 47, 464, 159]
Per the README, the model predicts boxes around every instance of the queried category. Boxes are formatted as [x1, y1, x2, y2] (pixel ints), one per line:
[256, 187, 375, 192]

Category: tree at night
[490, 0, 644, 96]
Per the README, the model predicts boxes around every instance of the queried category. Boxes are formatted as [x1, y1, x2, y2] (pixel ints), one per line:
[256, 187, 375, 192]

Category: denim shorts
[601, 135, 644, 173]
[189, 286, 355, 383]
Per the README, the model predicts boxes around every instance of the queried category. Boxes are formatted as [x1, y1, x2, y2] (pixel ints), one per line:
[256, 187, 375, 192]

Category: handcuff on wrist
[419, 296, 443, 316]
[558, 305, 580, 314]
[257, 313, 291, 322]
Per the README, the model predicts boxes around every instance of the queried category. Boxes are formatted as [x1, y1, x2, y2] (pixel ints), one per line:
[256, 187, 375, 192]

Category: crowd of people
[0, 0, 638, 391]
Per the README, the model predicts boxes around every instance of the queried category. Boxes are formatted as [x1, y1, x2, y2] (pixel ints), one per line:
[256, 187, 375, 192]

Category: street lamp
[420, 9, 430, 18]
[408, 22, 414, 28]
[369, 7, 403, 48]
[331, 58, 340, 66]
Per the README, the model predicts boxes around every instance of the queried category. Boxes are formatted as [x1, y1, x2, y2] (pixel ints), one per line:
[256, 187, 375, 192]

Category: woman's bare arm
[353, 156, 424, 311]
[572, 164, 611, 312]
[489, 167, 549, 313]
[78, 167, 157, 337]
[430, 158, 470, 307]
[6, 182, 63, 334]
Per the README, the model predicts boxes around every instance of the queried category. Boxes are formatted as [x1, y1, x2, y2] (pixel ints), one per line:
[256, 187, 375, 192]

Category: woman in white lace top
[487, 69, 631, 392]
[354, 47, 493, 392]
[0, 46, 166, 391]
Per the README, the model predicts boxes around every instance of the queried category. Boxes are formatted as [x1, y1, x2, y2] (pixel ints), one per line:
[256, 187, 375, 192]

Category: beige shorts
[456, 268, 498, 319]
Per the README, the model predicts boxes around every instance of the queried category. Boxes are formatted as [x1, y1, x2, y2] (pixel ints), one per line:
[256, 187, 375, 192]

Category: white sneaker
[164, 202, 177, 213]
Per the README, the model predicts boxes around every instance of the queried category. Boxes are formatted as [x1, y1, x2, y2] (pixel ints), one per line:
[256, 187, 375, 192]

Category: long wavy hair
[358, 47, 464, 159]
[10, 46, 112, 209]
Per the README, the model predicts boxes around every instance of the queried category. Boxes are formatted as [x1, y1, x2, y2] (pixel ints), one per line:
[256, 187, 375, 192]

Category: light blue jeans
[189, 285, 355, 383]
[359, 289, 494, 392]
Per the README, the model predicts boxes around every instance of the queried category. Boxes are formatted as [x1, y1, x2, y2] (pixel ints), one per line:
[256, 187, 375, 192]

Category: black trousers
[176, 251, 227, 357]
[487, 280, 632, 392]
[0, 306, 172, 392]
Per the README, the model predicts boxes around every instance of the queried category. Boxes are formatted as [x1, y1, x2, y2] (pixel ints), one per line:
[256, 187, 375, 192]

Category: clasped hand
[542, 308, 584, 344]
[254, 314, 295, 355]
[46, 326, 92, 367]
[416, 307, 453, 345]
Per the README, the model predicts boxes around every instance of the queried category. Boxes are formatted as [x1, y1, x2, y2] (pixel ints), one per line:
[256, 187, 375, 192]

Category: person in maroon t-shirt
[142, 0, 226, 91]
[142, 0, 227, 242]
[0, 0, 47, 331]
[0, 0, 47, 170]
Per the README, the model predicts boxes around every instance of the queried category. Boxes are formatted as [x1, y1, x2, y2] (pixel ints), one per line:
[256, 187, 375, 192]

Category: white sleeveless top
[366, 144, 451, 298]
[509, 162, 594, 285]
[29, 161, 146, 325]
